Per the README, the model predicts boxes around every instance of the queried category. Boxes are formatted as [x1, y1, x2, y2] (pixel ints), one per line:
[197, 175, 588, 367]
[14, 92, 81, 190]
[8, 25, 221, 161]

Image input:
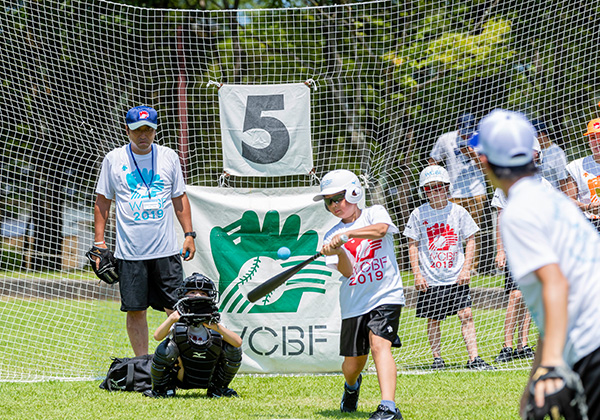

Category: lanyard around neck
[128, 144, 155, 198]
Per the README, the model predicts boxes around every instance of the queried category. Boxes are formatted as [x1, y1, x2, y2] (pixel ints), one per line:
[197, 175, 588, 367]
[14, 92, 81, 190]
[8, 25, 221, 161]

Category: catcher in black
[144, 273, 243, 398]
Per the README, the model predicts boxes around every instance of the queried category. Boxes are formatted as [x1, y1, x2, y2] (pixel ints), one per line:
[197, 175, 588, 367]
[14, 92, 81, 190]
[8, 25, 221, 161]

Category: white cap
[313, 169, 363, 204]
[478, 109, 536, 167]
[419, 165, 450, 188]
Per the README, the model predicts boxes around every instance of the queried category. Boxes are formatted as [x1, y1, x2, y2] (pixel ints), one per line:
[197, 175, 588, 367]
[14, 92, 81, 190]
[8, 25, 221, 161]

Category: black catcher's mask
[175, 273, 220, 327]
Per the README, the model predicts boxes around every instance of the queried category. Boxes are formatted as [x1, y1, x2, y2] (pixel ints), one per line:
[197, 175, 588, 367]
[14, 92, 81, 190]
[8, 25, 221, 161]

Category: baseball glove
[524, 365, 588, 420]
[175, 296, 220, 326]
[85, 246, 119, 285]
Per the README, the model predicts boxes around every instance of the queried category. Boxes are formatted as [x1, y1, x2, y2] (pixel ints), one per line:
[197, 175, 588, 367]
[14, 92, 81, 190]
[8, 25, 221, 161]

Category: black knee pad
[151, 339, 179, 391]
[210, 343, 242, 389]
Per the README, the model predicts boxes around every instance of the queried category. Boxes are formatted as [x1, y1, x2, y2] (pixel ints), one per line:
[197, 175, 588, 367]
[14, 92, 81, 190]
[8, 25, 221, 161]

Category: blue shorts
[118, 255, 183, 312]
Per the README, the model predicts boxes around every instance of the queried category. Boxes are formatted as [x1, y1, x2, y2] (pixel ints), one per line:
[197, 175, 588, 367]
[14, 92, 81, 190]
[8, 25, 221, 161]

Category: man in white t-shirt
[478, 109, 600, 419]
[404, 165, 493, 371]
[491, 138, 552, 364]
[429, 113, 487, 272]
[315, 169, 405, 420]
[564, 117, 600, 232]
[92, 105, 196, 357]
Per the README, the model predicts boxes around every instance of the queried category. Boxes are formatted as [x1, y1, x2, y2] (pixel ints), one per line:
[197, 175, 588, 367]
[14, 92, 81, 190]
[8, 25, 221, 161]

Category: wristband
[94, 241, 106, 245]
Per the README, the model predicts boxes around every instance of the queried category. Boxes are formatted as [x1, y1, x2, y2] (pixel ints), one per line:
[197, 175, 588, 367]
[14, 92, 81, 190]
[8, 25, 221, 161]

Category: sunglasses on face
[325, 193, 346, 206]
[423, 184, 446, 192]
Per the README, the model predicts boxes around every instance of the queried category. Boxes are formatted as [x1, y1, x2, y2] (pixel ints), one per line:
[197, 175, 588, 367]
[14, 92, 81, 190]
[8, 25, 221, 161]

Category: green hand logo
[210, 210, 332, 314]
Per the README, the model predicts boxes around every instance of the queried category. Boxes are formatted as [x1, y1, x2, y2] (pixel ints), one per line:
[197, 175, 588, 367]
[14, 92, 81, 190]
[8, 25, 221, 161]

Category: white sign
[179, 186, 344, 373]
[219, 84, 314, 176]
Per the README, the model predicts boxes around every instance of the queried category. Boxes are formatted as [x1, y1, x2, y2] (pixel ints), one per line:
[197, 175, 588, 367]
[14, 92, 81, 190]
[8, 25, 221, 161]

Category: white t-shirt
[323, 205, 405, 319]
[430, 131, 487, 198]
[565, 155, 600, 220]
[501, 176, 600, 367]
[403, 202, 479, 286]
[540, 143, 567, 189]
[96, 144, 186, 260]
[491, 174, 554, 210]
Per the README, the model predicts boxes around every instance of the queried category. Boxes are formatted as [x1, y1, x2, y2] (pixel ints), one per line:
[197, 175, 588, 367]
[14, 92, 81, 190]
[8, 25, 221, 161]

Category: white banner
[178, 186, 344, 373]
[219, 83, 313, 176]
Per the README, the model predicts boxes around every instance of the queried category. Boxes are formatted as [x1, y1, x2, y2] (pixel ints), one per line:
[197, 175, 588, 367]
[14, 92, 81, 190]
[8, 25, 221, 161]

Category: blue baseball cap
[126, 105, 158, 130]
[457, 113, 476, 137]
[477, 109, 536, 167]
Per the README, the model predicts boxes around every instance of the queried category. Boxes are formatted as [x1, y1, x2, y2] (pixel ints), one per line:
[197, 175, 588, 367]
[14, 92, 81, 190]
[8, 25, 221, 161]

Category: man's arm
[522, 263, 569, 410]
[94, 194, 112, 247]
[172, 193, 195, 261]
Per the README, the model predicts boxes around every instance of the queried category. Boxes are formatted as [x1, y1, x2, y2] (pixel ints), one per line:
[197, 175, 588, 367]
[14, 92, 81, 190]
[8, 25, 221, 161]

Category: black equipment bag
[99, 354, 153, 392]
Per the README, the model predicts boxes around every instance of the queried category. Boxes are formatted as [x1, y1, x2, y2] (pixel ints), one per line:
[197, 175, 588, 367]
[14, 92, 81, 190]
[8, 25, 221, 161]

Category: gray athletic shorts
[340, 304, 402, 357]
[416, 283, 471, 321]
[118, 255, 183, 312]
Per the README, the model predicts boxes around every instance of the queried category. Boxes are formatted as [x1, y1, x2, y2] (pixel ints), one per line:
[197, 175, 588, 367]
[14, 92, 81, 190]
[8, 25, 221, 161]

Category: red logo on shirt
[344, 238, 382, 263]
[426, 223, 458, 251]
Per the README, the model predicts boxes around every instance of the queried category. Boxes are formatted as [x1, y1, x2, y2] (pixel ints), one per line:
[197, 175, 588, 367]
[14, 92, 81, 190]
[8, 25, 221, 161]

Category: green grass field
[0, 269, 533, 418]
[0, 370, 529, 420]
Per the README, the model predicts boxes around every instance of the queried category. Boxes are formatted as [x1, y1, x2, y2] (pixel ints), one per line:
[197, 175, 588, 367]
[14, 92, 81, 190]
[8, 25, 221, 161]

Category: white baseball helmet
[313, 169, 364, 204]
[418, 165, 450, 199]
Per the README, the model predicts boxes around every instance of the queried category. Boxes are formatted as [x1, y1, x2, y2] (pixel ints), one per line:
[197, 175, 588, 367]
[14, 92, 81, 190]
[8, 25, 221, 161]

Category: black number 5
[242, 95, 290, 164]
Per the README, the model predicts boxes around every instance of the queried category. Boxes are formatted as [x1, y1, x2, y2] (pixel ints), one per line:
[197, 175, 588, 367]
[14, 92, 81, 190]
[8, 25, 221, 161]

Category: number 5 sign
[218, 83, 314, 176]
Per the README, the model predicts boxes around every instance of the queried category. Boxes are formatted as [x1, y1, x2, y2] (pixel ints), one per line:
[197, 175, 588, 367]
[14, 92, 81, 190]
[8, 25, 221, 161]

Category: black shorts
[573, 345, 600, 420]
[416, 283, 472, 320]
[340, 304, 402, 357]
[504, 270, 518, 294]
[118, 255, 183, 312]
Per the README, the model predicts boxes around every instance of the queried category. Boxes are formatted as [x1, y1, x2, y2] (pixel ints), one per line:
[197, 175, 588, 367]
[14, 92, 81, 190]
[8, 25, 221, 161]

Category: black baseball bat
[247, 235, 348, 303]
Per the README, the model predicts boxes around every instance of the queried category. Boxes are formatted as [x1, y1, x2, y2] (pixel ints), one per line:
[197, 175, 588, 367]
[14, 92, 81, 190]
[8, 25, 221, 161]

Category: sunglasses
[325, 193, 346, 206]
[423, 184, 447, 192]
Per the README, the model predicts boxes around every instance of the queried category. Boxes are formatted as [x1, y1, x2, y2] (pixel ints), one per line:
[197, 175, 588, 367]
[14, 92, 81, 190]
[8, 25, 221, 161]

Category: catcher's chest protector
[173, 323, 223, 388]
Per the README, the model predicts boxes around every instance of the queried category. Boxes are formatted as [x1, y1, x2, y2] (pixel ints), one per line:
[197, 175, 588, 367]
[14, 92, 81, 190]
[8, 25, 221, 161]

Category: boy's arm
[495, 209, 506, 269]
[345, 222, 390, 240]
[206, 323, 243, 347]
[408, 238, 427, 292]
[153, 311, 181, 341]
[321, 242, 353, 277]
[458, 235, 475, 285]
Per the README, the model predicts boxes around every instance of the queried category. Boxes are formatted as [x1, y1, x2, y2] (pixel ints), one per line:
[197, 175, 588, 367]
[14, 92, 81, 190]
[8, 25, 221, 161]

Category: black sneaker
[368, 404, 403, 420]
[494, 346, 514, 363]
[142, 388, 176, 398]
[431, 357, 445, 370]
[340, 373, 362, 413]
[207, 387, 239, 398]
[466, 356, 496, 371]
[515, 345, 535, 359]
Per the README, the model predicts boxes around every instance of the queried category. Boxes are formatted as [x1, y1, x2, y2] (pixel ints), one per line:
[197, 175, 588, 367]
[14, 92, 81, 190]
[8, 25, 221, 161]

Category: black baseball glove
[175, 296, 220, 326]
[85, 246, 119, 285]
[524, 365, 588, 420]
